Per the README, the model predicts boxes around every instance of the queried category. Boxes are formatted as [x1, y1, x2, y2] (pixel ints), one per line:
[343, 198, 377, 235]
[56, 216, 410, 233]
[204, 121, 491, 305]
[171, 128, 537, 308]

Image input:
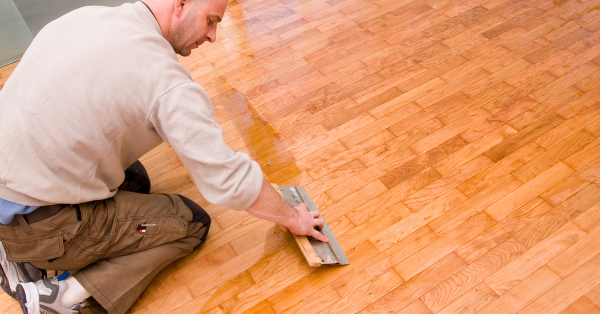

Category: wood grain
[2, 0, 600, 312]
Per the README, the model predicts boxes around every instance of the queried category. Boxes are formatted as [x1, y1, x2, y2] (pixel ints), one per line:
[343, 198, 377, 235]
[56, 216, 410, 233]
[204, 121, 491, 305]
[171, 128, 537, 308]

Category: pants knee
[178, 195, 211, 242]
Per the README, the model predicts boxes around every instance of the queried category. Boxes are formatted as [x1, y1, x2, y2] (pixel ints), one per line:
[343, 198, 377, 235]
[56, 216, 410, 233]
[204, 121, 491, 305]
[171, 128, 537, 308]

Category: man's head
[144, 0, 228, 56]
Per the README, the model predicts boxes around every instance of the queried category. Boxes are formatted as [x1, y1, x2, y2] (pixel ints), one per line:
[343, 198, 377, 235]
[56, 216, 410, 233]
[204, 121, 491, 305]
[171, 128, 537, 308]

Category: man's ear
[173, 0, 189, 17]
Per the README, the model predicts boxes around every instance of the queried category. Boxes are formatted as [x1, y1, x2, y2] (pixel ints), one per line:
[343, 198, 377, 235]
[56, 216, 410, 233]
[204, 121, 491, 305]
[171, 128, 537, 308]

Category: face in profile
[169, 0, 227, 56]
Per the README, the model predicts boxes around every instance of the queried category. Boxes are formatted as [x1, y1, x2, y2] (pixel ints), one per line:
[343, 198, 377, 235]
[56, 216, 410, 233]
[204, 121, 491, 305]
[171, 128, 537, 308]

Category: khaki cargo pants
[0, 179, 209, 314]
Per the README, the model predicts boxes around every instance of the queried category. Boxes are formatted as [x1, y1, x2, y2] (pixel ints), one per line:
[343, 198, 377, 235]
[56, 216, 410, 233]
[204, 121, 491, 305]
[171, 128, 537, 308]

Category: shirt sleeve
[149, 82, 263, 210]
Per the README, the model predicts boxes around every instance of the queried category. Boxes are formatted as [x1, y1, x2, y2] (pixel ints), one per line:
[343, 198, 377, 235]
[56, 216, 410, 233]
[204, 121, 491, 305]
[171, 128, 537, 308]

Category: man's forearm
[244, 177, 297, 225]
[244, 177, 329, 242]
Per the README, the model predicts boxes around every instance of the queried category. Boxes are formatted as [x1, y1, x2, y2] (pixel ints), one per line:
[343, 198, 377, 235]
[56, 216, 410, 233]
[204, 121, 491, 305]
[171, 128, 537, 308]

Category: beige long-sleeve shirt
[0, 1, 263, 210]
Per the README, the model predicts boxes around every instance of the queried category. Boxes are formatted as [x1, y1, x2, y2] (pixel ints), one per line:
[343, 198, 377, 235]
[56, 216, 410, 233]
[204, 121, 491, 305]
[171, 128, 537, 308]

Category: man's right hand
[244, 177, 329, 242]
[279, 203, 329, 242]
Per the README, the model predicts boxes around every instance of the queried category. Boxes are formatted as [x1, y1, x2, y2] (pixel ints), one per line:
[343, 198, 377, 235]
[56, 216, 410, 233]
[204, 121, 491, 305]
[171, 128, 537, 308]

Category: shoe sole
[0, 264, 16, 299]
[0, 243, 19, 299]
[16, 284, 29, 314]
[16, 282, 39, 314]
[0, 243, 44, 300]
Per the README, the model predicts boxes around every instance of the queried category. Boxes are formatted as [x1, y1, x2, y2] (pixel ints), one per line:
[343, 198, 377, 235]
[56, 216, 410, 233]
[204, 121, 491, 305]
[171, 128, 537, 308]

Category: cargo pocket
[1, 234, 64, 262]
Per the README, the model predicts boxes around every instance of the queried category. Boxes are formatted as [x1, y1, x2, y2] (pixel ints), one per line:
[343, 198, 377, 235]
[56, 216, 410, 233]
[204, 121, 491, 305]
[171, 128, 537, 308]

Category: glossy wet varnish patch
[215, 84, 301, 183]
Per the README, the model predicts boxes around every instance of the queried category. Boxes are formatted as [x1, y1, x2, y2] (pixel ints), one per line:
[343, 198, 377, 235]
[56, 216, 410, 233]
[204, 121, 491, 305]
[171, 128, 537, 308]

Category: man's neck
[141, 0, 173, 39]
[141, 1, 157, 20]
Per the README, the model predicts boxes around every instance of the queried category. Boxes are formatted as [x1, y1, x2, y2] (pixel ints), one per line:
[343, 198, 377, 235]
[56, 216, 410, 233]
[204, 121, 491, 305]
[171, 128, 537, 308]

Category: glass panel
[0, 0, 34, 68]
[14, 0, 135, 36]
[0, 0, 134, 68]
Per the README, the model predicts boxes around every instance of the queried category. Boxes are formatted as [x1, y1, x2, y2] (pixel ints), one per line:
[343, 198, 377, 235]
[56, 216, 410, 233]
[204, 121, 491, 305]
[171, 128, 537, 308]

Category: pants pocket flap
[1, 234, 64, 262]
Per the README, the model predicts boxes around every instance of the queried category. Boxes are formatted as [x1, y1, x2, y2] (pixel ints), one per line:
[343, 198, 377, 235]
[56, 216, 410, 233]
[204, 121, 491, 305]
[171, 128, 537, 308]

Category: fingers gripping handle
[272, 183, 323, 267]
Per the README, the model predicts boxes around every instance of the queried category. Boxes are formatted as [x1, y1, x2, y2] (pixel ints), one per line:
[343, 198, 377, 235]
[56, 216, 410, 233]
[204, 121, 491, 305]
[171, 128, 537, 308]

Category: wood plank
[572, 200, 600, 233]
[230, 222, 282, 255]
[487, 72, 560, 129]
[330, 250, 394, 297]
[530, 62, 600, 103]
[7, 0, 600, 312]
[514, 183, 600, 248]
[498, 197, 554, 234]
[409, 108, 491, 155]
[337, 201, 412, 251]
[307, 129, 395, 180]
[482, 41, 537, 73]
[324, 147, 416, 202]
[347, 167, 441, 226]
[137, 285, 192, 314]
[413, 69, 490, 108]
[435, 282, 499, 314]
[393, 212, 496, 280]
[458, 141, 545, 196]
[278, 284, 341, 314]
[369, 78, 449, 119]
[519, 253, 600, 314]
[434, 124, 515, 175]
[477, 266, 561, 314]
[461, 28, 525, 61]
[337, 103, 422, 148]
[370, 188, 467, 252]
[505, 49, 575, 87]
[359, 253, 467, 313]
[564, 136, 600, 170]
[523, 28, 593, 64]
[241, 300, 276, 314]
[303, 159, 367, 196]
[585, 283, 600, 309]
[326, 269, 403, 313]
[216, 253, 314, 313]
[402, 156, 492, 211]
[585, 119, 600, 137]
[359, 118, 444, 168]
[288, 113, 375, 160]
[485, 113, 564, 162]
[395, 300, 433, 314]
[380, 136, 468, 189]
[172, 271, 255, 314]
[541, 175, 593, 207]
[552, 41, 600, 77]
[181, 244, 267, 299]
[420, 238, 527, 312]
[456, 224, 511, 263]
[484, 161, 574, 221]
[558, 297, 600, 314]
[322, 179, 388, 222]
[429, 174, 521, 235]
[547, 220, 600, 278]
[174, 234, 235, 270]
[482, 7, 546, 38]
[191, 215, 271, 261]
[511, 130, 596, 183]
[485, 222, 587, 295]
[268, 241, 378, 313]
[556, 84, 600, 120]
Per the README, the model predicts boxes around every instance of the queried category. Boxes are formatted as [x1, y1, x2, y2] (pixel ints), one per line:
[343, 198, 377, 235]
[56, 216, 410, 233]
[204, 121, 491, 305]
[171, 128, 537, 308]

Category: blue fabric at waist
[0, 198, 38, 224]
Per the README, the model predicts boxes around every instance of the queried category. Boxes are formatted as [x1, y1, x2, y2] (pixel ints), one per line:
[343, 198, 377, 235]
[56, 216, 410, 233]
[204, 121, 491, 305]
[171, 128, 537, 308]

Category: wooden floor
[2, 0, 600, 312]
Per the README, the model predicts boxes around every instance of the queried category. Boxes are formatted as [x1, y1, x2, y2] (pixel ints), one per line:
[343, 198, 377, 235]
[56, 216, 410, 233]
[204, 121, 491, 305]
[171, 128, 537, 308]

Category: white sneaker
[17, 277, 85, 314]
[0, 242, 44, 299]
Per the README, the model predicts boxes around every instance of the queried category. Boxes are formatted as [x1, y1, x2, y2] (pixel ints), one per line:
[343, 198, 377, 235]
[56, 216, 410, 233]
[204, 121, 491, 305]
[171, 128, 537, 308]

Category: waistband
[4, 204, 68, 227]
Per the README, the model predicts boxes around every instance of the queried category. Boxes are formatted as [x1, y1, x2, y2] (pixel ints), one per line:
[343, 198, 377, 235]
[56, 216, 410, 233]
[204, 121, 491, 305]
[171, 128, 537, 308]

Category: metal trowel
[273, 184, 350, 267]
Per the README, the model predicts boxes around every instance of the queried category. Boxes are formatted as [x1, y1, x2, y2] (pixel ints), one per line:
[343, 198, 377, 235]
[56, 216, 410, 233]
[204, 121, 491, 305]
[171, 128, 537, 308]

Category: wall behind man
[0, 0, 134, 67]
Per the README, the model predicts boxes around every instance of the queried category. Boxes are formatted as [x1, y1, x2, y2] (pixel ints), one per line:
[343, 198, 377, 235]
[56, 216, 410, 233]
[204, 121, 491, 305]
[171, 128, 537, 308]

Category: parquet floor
[2, 0, 600, 312]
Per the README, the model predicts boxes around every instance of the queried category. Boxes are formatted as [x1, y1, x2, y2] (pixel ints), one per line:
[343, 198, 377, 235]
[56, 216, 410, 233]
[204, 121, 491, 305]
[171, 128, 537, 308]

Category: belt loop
[16, 215, 33, 234]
